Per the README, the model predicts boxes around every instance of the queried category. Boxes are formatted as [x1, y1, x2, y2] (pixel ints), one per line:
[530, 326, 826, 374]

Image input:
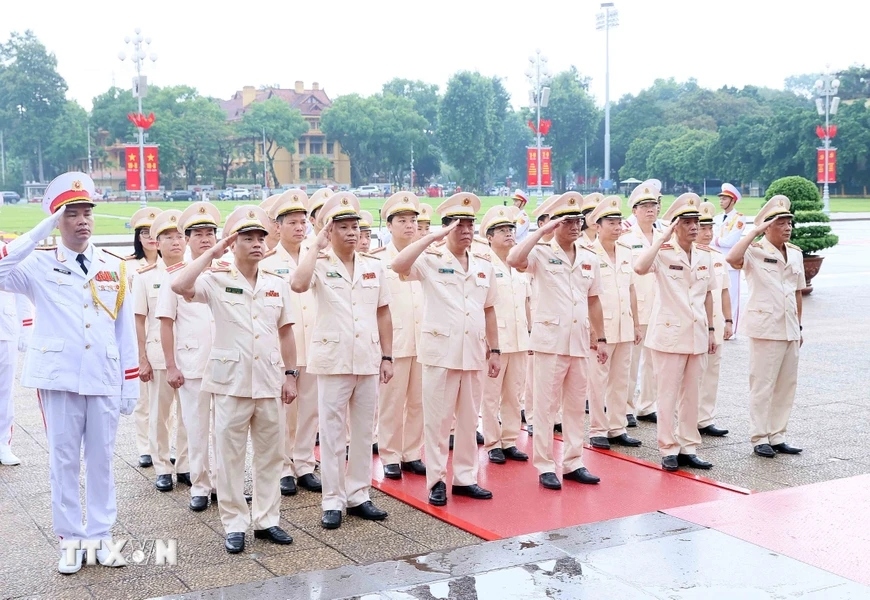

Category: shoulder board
[579, 245, 596, 254]
[102, 250, 127, 261]
[35, 246, 57, 251]
[695, 244, 711, 252]
[262, 248, 277, 258]
[424, 248, 442, 256]
[317, 252, 330, 259]
[166, 262, 186, 274]
[785, 242, 801, 251]
[137, 263, 157, 275]
[535, 241, 550, 246]
[206, 266, 231, 273]
[616, 241, 632, 249]
[216, 260, 231, 267]
[260, 269, 282, 277]
[473, 252, 491, 262]
[359, 252, 381, 260]
[123, 254, 137, 261]
[750, 242, 762, 248]
[370, 246, 387, 254]
[707, 246, 723, 255]
[736, 212, 744, 216]
[661, 243, 674, 250]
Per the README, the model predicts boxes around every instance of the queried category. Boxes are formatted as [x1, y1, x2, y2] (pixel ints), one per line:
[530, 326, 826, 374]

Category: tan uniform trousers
[650, 350, 705, 456]
[522, 352, 534, 426]
[698, 343, 722, 429]
[589, 341, 633, 438]
[532, 353, 588, 475]
[318, 374, 377, 512]
[177, 379, 213, 497]
[378, 357, 424, 465]
[422, 365, 482, 491]
[134, 381, 151, 456]
[280, 368, 319, 478]
[748, 338, 800, 446]
[628, 325, 657, 416]
[149, 370, 189, 475]
[481, 351, 526, 451]
[214, 394, 282, 534]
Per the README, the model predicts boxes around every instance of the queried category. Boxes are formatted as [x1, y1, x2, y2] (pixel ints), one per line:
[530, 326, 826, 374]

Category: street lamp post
[814, 72, 840, 214]
[119, 29, 157, 208]
[525, 50, 551, 205]
[596, 2, 619, 191]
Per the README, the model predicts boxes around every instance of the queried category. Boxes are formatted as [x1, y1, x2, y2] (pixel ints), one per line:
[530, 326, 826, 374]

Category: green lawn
[2, 195, 869, 236]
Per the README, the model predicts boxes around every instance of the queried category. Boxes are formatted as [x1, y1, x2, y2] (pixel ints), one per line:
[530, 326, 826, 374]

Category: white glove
[30, 206, 65, 243]
[120, 396, 136, 416]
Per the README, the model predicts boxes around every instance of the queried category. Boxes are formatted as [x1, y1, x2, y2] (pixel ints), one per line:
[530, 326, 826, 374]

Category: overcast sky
[3, 0, 868, 111]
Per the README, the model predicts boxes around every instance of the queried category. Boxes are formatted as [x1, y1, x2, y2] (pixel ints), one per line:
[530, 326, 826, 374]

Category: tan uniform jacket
[303, 250, 391, 375]
[522, 239, 601, 358]
[709, 249, 730, 346]
[192, 266, 295, 399]
[260, 243, 316, 367]
[645, 243, 718, 355]
[621, 225, 661, 325]
[592, 239, 635, 344]
[405, 245, 497, 371]
[133, 263, 168, 369]
[371, 243, 423, 358]
[739, 239, 805, 341]
[490, 252, 530, 354]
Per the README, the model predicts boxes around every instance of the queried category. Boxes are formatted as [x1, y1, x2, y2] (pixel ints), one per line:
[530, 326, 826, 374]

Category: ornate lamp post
[525, 50, 551, 204]
[814, 72, 840, 214]
[119, 29, 157, 208]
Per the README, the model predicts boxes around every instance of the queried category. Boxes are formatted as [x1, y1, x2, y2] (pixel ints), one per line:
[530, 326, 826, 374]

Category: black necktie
[75, 253, 88, 275]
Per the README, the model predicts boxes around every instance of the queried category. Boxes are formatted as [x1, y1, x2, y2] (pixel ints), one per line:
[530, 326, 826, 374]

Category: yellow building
[220, 81, 351, 187]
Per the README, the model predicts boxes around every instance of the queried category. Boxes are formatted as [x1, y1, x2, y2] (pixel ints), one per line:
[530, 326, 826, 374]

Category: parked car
[217, 189, 234, 200]
[2, 191, 21, 204]
[351, 185, 381, 198]
[232, 188, 251, 200]
[167, 190, 194, 201]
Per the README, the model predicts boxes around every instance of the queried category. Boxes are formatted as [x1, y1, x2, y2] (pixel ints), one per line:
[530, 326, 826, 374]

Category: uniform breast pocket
[220, 297, 246, 321]
[419, 325, 450, 360]
[475, 274, 490, 288]
[326, 282, 348, 303]
[103, 345, 121, 386]
[209, 347, 240, 385]
[544, 266, 564, 277]
[264, 297, 283, 316]
[44, 274, 75, 306]
[360, 280, 380, 304]
[311, 332, 340, 367]
[28, 336, 64, 380]
[654, 314, 681, 348]
[666, 268, 686, 282]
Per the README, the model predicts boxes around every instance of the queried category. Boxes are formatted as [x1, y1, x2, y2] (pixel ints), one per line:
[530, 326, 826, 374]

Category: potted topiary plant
[763, 175, 838, 294]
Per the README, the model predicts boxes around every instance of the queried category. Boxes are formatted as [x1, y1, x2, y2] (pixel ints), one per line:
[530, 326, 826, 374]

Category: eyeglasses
[138, 230, 152, 239]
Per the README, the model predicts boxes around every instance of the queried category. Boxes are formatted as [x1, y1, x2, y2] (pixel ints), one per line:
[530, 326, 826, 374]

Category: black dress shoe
[526, 425, 533, 436]
[476, 431, 485, 445]
[563, 467, 600, 484]
[503, 446, 528, 461]
[189, 495, 208, 512]
[155, 474, 173, 492]
[400, 460, 427, 475]
[372, 443, 379, 455]
[297, 473, 322, 492]
[280, 475, 297, 496]
[383, 463, 402, 479]
[608, 433, 642, 447]
[347, 500, 388, 521]
[225, 532, 245, 553]
[488, 448, 506, 464]
[321, 510, 342, 529]
[449, 434, 454, 450]
[138, 454, 153, 468]
[521, 409, 526, 424]
[554, 423, 563, 433]
[699, 424, 729, 437]
[428, 481, 447, 506]
[677, 454, 713, 469]
[626, 414, 638, 428]
[451, 483, 493, 499]
[772, 443, 803, 455]
[589, 436, 611, 449]
[254, 526, 293, 544]
[637, 412, 657, 423]
[539, 472, 562, 490]
[754, 444, 776, 458]
[176, 472, 192, 486]
[662, 455, 679, 471]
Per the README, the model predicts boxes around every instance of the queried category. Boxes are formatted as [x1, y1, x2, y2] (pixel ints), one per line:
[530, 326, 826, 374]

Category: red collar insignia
[362, 272, 376, 280]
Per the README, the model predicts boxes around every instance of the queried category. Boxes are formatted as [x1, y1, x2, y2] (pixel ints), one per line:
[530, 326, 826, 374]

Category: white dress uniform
[0, 172, 138, 556]
[0, 274, 33, 463]
[712, 183, 747, 331]
[511, 189, 531, 242]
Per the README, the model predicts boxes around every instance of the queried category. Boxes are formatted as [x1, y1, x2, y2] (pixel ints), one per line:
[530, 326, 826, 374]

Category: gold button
[253, 315, 258, 320]
[83, 284, 88, 289]
[466, 312, 469, 316]
[85, 324, 91, 328]
[544, 321, 550, 325]
[255, 334, 260, 339]
[573, 320, 577, 324]
[84, 304, 89, 308]
[322, 338, 327, 343]
[355, 317, 359, 322]
[355, 334, 359, 338]
[303, 306, 307, 310]
[254, 355, 259, 360]
[85, 344, 91, 349]
[353, 302, 356, 305]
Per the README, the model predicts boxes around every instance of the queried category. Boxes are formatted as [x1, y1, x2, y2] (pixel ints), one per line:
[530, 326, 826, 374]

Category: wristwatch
[708, 327, 715, 332]
[596, 337, 607, 343]
[381, 356, 393, 362]
[284, 369, 299, 378]
[490, 348, 501, 354]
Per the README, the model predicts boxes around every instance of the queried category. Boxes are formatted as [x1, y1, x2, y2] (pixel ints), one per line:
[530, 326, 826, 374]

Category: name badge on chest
[438, 268, 454, 274]
[549, 258, 563, 265]
[225, 287, 243, 294]
[53, 267, 71, 275]
[326, 271, 341, 278]
[763, 258, 778, 264]
[669, 265, 684, 271]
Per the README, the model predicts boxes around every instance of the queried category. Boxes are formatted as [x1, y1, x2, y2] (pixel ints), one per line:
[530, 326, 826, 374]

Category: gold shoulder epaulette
[103, 249, 127, 261]
[123, 254, 137, 261]
[707, 246, 723, 254]
[786, 242, 800, 251]
[137, 263, 157, 275]
[35, 246, 57, 251]
[216, 260, 232, 267]
[166, 262, 186, 273]
[579, 244, 596, 254]
[370, 246, 387, 255]
[736, 212, 744, 216]
[473, 252, 491, 262]
[317, 252, 330, 259]
[695, 244, 711, 252]
[260, 269, 281, 277]
[262, 248, 277, 258]
[616, 240, 632, 249]
[424, 248, 442, 256]
[661, 243, 674, 250]
[207, 266, 231, 273]
[535, 241, 549, 246]
[750, 242, 762, 248]
[359, 252, 381, 260]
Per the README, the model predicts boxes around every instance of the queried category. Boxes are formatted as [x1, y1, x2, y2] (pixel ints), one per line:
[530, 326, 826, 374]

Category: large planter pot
[801, 254, 825, 295]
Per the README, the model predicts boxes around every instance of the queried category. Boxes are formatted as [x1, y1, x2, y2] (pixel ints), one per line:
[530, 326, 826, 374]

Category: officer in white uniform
[0, 172, 138, 574]
[512, 189, 531, 242]
[0, 278, 32, 465]
[712, 183, 747, 333]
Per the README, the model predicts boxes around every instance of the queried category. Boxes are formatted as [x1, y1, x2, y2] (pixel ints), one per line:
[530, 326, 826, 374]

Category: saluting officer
[696, 202, 733, 437]
[507, 192, 608, 490]
[726, 195, 805, 458]
[134, 210, 190, 492]
[479, 205, 531, 464]
[260, 190, 323, 496]
[0, 172, 139, 573]
[392, 193, 500, 507]
[511, 189, 531, 242]
[171, 205, 298, 554]
[369, 192, 427, 480]
[586, 196, 643, 450]
[0, 269, 32, 466]
[713, 183, 747, 333]
[156, 202, 222, 511]
[633, 193, 718, 473]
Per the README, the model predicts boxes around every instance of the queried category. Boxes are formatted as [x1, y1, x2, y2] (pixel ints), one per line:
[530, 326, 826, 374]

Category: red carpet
[370, 430, 748, 540]
[665, 474, 870, 586]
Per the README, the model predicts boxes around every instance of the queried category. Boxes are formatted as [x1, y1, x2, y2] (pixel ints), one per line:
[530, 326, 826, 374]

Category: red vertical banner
[541, 147, 552, 187]
[144, 146, 159, 190]
[125, 146, 140, 191]
[527, 147, 538, 187]
[817, 148, 837, 183]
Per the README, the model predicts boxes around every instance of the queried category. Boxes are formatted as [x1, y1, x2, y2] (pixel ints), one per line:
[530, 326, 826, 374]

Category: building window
[326, 142, 334, 155]
[297, 142, 305, 155]
[310, 141, 322, 155]
[308, 119, 320, 131]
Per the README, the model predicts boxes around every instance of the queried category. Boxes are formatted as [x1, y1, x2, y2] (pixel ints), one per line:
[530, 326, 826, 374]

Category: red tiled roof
[220, 87, 332, 121]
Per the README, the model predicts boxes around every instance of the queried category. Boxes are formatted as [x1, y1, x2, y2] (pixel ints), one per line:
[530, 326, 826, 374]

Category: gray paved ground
[1, 221, 868, 599]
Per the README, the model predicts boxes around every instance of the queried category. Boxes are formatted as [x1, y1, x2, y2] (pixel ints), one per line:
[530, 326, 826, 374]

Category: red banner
[527, 147, 553, 187]
[125, 145, 160, 191]
[816, 148, 836, 184]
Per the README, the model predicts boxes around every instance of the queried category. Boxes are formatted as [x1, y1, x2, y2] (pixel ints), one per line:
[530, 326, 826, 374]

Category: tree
[238, 97, 307, 187]
[494, 109, 533, 186]
[382, 78, 440, 133]
[90, 86, 138, 143]
[764, 176, 837, 255]
[544, 67, 600, 190]
[321, 94, 375, 186]
[44, 100, 89, 175]
[300, 155, 333, 180]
